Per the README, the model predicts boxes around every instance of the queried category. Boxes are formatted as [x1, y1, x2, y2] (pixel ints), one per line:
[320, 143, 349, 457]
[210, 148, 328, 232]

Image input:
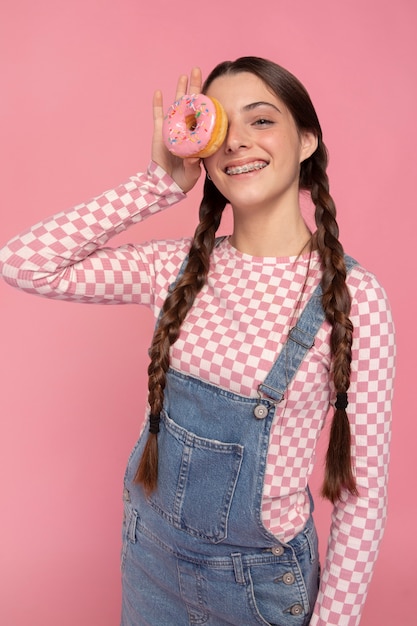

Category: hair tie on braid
[335, 392, 348, 410]
[149, 413, 160, 435]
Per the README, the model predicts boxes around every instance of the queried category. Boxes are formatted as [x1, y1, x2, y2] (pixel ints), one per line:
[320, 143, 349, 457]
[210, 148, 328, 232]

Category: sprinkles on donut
[162, 93, 228, 158]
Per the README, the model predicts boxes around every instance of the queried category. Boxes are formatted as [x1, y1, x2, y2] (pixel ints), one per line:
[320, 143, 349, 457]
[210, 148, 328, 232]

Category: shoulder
[140, 236, 193, 282]
[144, 236, 193, 261]
[345, 257, 390, 305]
[344, 256, 394, 335]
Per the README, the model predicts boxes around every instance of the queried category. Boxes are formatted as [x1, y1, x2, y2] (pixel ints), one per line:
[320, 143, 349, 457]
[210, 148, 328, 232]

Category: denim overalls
[121, 252, 357, 626]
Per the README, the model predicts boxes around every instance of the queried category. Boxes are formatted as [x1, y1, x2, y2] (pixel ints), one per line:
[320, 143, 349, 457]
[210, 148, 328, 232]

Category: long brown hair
[135, 57, 358, 503]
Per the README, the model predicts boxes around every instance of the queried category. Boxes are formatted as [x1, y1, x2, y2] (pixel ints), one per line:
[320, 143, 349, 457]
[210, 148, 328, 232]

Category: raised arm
[0, 163, 186, 303]
[0, 69, 206, 304]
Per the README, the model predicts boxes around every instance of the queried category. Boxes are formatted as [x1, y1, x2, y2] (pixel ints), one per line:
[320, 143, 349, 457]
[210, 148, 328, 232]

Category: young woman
[0, 57, 395, 625]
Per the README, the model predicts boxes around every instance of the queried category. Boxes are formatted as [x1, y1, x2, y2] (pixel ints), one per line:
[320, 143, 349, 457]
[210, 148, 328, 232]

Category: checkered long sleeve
[0, 161, 186, 302]
[0, 164, 395, 625]
[309, 269, 395, 625]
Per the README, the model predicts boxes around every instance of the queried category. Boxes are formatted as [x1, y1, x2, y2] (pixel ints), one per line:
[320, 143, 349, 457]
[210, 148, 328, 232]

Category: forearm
[0, 162, 185, 302]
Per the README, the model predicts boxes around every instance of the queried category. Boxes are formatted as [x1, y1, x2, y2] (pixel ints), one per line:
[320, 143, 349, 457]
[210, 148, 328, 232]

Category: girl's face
[204, 72, 317, 216]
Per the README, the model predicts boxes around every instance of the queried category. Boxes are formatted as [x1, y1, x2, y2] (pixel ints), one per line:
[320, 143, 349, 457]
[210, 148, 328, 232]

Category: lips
[225, 161, 268, 176]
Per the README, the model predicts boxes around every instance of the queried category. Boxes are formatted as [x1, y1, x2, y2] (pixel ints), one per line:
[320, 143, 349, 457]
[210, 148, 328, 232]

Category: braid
[304, 146, 359, 502]
[135, 178, 227, 494]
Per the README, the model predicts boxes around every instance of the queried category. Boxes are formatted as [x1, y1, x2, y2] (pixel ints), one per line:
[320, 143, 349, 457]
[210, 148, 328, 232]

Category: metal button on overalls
[290, 604, 304, 616]
[254, 404, 268, 419]
[282, 572, 295, 585]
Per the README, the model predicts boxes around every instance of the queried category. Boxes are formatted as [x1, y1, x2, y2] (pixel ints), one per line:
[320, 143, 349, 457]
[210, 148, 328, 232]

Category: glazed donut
[162, 94, 227, 158]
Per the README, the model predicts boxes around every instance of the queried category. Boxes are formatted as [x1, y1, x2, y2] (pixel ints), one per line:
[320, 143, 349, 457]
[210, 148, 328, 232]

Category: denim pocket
[247, 568, 307, 626]
[246, 521, 319, 626]
[247, 555, 318, 626]
[148, 410, 243, 543]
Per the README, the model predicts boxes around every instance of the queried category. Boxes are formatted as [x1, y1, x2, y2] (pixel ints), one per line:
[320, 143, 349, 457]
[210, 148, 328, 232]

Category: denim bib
[124, 248, 357, 552]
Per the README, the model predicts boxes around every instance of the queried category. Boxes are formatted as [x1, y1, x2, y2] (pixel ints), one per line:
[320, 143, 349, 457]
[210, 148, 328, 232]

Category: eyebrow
[242, 101, 282, 113]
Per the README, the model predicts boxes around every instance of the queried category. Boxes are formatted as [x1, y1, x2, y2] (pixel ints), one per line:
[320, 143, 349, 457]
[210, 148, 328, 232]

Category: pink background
[0, 1, 415, 624]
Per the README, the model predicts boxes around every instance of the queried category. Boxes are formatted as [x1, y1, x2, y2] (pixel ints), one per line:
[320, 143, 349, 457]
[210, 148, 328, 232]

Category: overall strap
[258, 255, 358, 403]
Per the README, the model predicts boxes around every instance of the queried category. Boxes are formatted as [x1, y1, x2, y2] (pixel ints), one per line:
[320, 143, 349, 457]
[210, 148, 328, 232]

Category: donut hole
[185, 114, 198, 132]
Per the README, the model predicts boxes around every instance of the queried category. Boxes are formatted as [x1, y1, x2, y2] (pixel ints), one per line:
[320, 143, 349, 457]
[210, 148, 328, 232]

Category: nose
[224, 121, 250, 153]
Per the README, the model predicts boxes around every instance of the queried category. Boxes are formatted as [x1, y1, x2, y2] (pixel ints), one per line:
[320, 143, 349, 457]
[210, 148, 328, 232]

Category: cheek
[203, 157, 224, 188]
[203, 154, 216, 175]
[203, 158, 230, 199]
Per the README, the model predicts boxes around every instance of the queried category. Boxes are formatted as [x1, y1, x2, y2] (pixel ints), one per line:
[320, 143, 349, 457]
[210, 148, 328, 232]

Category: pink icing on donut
[162, 94, 218, 157]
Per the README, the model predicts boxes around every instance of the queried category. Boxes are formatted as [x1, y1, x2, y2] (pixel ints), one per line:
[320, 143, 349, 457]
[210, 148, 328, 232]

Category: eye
[253, 118, 274, 127]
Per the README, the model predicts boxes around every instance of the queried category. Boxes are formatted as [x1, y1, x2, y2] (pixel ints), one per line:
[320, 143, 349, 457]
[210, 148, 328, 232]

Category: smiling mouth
[225, 161, 268, 176]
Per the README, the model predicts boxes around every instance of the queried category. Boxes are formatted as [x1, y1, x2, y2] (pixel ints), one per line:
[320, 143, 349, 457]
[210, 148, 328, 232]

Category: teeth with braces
[226, 162, 267, 176]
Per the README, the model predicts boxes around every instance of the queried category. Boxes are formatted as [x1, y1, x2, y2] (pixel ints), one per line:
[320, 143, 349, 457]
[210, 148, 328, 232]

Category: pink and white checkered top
[0, 162, 395, 626]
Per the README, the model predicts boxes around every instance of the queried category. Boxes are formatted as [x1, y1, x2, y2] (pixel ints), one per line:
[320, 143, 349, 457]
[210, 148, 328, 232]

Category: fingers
[152, 89, 164, 123]
[189, 67, 202, 95]
[175, 74, 189, 101]
[174, 67, 202, 100]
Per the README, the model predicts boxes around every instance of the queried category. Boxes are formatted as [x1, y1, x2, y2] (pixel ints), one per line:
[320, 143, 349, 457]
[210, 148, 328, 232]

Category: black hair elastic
[149, 413, 160, 435]
[335, 392, 348, 410]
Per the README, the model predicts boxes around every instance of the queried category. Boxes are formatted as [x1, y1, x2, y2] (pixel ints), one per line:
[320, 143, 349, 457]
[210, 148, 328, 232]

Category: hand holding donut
[152, 68, 204, 193]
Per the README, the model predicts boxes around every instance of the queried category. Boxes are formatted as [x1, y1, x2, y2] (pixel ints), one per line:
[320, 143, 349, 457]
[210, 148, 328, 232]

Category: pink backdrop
[0, 1, 415, 624]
